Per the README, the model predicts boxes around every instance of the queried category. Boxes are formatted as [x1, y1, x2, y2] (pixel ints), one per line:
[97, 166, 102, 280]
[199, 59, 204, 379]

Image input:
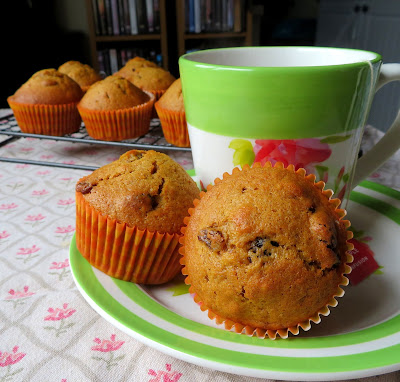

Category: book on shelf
[92, 0, 161, 35]
[185, 0, 245, 33]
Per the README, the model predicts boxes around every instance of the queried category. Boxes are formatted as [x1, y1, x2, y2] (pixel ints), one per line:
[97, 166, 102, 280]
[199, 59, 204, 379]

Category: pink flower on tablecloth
[370, 172, 380, 178]
[44, 303, 76, 321]
[36, 170, 51, 175]
[0, 346, 25, 367]
[57, 198, 75, 206]
[91, 334, 124, 352]
[32, 189, 49, 196]
[5, 286, 35, 300]
[50, 259, 69, 270]
[40, 155, 54, 160]
[0, 231, 10, 239]
[60, 177, 73, 181]
[106, 156, 119, 162]
[62, 160, 76, 165]
[15, 164, 30, 168]
[17, 245, 40, 255]
[19, 148, 33, 152]
[253, 138, 331, 171]
[0, 203, 18, 210]
[55, 226, 75, 234]
[25, 214, 45, 222]
[148, 364, 182, 382]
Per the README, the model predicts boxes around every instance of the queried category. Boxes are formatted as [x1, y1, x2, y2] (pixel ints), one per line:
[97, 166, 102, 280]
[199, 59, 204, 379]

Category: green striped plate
[70, 180, 400, 380]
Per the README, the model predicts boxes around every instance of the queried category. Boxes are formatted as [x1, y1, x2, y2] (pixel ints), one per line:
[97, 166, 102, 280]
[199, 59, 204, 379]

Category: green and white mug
[179, 46, 400, 204]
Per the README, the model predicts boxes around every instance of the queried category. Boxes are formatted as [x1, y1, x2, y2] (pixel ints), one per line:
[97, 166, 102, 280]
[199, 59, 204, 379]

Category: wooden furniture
[175, 0, 253, 58]
[85, 0, 169, 71]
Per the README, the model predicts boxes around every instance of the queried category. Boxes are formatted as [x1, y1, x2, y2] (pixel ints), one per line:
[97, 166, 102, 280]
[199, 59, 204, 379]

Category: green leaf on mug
[320, 135, 352, 144]
[315, 165, 329, 181]
[229, 139, 255, 167]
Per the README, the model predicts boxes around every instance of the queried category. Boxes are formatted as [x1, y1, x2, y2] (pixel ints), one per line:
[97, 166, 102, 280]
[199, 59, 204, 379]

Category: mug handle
[352, 63, 400, 186]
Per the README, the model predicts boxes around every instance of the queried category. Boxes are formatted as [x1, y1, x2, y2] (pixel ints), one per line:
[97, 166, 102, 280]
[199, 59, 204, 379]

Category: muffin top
[78, 76, 150, 111]
[125, 67, 176, 91]
[12, 69, 83, 105]
[183, 165, 348, 330]
[58, 60, 102, 89]
[76, 150, 200, 233]
[116, 57, 158, 78]
[156, 78, 184, 112]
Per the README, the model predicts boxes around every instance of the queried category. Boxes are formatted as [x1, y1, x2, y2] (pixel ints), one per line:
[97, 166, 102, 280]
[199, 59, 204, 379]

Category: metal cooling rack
[0, 113, 190, 170]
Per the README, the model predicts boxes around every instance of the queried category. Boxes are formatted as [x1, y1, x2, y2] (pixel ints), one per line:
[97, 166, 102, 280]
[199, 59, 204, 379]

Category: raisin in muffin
[75, 150, 200, 284]
[77, 76, 154, 140]
[181, 163, 351, 337]
[58, 60, 102, 92]
[8, 69, 83, 135]
[155, 79, 189, 147]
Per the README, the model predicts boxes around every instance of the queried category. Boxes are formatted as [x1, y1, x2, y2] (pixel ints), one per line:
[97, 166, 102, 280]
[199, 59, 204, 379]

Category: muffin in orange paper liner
[155, 79, 190, 148]
[179, 162, 353, 339]
[75, 149, 200, 285]
[8, 69, 83, 136]
[77, 76, 154, 141]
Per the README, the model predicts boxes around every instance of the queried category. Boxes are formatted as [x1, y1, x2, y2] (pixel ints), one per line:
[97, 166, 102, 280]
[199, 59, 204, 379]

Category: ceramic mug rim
[180, 46, 382, 70]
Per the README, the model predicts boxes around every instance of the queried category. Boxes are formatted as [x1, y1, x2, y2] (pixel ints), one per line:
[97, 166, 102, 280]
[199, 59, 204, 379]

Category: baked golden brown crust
[116, 56, 158, 78]
[12, 69, 83, 105]
[76, 150, 200, 233]
[78, 76, 149, 111]
[156, 78, 184, 112]
[58, 60, 102, 89]
[125, 67, 176, 91]
[184, 166, 348, 330]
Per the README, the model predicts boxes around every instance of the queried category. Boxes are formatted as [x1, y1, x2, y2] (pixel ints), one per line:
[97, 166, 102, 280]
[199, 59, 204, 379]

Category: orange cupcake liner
[149, 89, 166, 118]
[179, 161, 354, 340]
[154, 102, 190, 147]
[77, 92, 155, 141]
[75, 191, 182, 284]
[7, 97, 81, 136]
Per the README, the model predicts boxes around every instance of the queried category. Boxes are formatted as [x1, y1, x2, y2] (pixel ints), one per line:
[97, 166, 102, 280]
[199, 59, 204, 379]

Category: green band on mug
[179, 49, 381, 139]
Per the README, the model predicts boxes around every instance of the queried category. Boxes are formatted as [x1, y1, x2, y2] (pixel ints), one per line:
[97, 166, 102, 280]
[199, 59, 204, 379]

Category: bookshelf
[85, 0, 169, 73]
[176, 0, 253, 58]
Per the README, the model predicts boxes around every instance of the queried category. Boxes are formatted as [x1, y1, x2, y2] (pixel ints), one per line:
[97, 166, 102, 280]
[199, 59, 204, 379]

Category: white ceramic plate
[70, 180, 400, 381]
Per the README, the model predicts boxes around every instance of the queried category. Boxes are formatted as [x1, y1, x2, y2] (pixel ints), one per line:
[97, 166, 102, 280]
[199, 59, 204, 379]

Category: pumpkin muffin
[8, 68, 83, 135]
[181, 163, 352, 339]
[115, 56, 158, 78]
[155, 79, 189, 147]
[58, 60, 102, 92]
[77, 76, 154, 140]
[75, 149, 200, 284]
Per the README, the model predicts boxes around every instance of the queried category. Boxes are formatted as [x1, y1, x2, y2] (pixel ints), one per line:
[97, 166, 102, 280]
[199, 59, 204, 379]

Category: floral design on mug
[91, 334, 125, 370]
[0, 203, 18, 214]
[49, 259, 70, 281]
[0, 346, 26, 381]
[16, 245, 40, 264]
[43, 303, 76, 337]
[148, 363, 182, 382]
[4, 286, 35, 309]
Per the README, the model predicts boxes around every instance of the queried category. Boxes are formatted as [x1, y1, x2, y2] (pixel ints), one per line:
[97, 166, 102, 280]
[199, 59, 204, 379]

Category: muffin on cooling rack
[58, 60, 102, 92]
[75, 149, 200, 284]
[7, 68, 83, 136]
[77, 76, 154, 141]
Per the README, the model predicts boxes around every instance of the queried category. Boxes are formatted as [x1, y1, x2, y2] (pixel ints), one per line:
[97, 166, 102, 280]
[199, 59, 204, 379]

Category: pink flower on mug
[55, 226, 75, 234]
[50, 259, 69, 270]
[5, 286, 35, 300]
[17, 245, 40, 255]
[25, 214, 45, 222]
[0, 203, 18, 210]
[32, 189, 49, 196]
[148, 364, 182, 382]
[0, 231, 10, 239]
[57, 198, 75, 206]
[91, 334, 125, 352]
[253, 138, 331, 170]
[0, 346, 26, 367]
[44, 303, 76, 321]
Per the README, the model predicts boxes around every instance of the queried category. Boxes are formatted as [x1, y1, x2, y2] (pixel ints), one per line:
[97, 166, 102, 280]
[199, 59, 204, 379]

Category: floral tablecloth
[1, 109, 400, 382]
